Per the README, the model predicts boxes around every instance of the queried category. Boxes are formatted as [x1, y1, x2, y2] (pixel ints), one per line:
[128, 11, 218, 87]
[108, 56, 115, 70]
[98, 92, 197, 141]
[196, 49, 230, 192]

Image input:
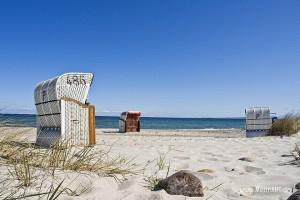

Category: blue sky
[0, 0, 299, 117]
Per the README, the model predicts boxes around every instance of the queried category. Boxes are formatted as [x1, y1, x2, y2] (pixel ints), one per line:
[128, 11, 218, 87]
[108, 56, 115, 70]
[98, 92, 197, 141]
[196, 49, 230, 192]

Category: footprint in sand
[207, 157, 219, 161]
[175, 163, 189, 170]
[118, 178, 135, 190]
[213, 153, 225, 157]
[196, 172, 215, 180]
[204, 152, 215, 156]
[173, 156, 190, 160]
[148, 193, 161, 200]
[245, 166, 266, 175]
[221, 159, 231, 162]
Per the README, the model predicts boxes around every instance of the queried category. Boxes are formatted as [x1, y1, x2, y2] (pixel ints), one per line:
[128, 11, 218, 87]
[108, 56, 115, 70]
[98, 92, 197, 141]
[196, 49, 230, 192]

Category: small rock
[281, 154, 293, 157]
[238, 157, 254, 162]
[287, 191, 300, 200]
[292, 152, 300, 159]
[154, 170, 204, 197]
[296, 183, 300, 190]
[224, 167, 235, 172]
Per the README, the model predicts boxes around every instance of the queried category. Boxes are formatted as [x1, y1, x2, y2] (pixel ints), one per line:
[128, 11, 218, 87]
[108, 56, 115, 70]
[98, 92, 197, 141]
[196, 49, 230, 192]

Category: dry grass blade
[157, 152, 168, 171]
[47, 180, 65, 200]
[143, 152, 171, 190]
[4, 192, 49, 200]
[3, 180, 65, 200]
[279, 144, 300, 166]
[143, 176, 160, 191]
[7, 152, 32, 187]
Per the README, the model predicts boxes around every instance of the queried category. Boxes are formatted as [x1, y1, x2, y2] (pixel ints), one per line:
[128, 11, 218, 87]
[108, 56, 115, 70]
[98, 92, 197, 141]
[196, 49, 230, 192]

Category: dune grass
[0, 135, 137, 179]
[143, 151, 170, 190]
[0, 126, 138, 199]
[8, 151, 32, 187]
[283, 144, 300, 167]
[268, 113, 300, 136]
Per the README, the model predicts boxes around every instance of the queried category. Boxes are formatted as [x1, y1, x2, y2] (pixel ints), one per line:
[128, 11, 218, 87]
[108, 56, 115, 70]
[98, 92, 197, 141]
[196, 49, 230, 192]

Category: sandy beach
[0, 127, 299, 200]
[2, 0, 300, 199]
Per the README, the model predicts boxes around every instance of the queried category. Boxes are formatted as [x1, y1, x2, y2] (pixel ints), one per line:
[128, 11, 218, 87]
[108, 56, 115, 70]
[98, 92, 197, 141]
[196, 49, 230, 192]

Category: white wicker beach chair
[34, 73, 95, 147]
[245, 107, 272, 137]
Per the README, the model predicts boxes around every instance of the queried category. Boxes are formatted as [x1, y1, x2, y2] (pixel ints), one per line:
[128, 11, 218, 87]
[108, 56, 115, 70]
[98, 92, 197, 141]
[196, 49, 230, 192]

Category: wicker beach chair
[245, 107, 272, 137]
[119, 111, 141, 133]
[34, 73, 95, 147]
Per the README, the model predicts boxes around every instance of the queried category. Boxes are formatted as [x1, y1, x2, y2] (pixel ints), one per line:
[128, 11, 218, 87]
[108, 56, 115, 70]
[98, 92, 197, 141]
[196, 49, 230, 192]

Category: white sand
[1, 127, 300, 200]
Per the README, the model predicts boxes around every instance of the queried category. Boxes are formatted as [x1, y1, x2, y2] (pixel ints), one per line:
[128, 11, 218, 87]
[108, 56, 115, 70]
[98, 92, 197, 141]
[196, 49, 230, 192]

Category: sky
[0, 0, 299, 118]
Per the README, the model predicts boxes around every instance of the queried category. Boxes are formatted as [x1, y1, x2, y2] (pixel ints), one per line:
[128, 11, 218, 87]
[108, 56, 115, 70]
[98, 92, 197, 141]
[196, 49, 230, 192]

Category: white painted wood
[245, 107, 272, 137]
[35, 73, 94, 147]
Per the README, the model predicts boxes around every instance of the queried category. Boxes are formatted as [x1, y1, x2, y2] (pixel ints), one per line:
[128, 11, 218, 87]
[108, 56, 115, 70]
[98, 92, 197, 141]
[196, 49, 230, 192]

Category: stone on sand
[296, 183, 300, 190]
[154, 170, 204, 197]
[287, 191, 300, 200]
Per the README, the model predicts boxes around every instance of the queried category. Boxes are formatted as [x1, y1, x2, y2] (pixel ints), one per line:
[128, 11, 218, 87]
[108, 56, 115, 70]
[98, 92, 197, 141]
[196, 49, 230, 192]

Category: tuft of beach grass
[143, 151, 170, 190]
[0, 137, 137, 179]
[0, 124, 138, 199]
[293, 144, 300, 161]
[268, 113, 300, 136]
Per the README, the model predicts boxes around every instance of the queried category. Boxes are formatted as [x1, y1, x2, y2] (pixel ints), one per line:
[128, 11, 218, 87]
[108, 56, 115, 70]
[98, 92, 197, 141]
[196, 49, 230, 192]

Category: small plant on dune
[293, 144, 300, 161]
[45, 180, 66, 200]
[45, 140, 138, 180]
[144, 175, 161, 191]
[143, 151, 170, 190]
[281, 144, 300, 167]
[2, 180, 65, 200]
[8, 152, 32, 187]
[268, 113, 300, 136]
[156, 152, 169, 171]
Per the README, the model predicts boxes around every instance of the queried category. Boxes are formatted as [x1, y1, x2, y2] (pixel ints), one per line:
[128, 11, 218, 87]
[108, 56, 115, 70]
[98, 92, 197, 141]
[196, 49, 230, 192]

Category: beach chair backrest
[245, 107, 272, 137]
[119, 111, 141, 133]
[34, 73, 95, 147]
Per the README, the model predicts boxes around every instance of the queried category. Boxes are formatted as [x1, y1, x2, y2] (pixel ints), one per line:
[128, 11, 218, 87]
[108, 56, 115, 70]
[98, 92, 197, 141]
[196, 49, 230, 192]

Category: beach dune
[0, 127, 299, 200]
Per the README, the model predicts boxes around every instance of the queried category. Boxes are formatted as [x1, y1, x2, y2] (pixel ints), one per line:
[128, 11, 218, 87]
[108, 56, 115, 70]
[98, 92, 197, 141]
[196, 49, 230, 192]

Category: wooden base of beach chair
[88, 105, 96, 145]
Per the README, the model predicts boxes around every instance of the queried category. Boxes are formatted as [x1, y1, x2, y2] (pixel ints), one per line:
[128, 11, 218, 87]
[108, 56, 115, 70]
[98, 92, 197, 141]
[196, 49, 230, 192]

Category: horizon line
[0, 112, 245, 119]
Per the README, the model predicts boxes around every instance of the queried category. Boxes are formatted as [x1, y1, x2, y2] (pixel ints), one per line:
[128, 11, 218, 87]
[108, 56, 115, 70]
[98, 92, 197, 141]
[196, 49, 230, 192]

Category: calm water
[0, 114, 245, 130]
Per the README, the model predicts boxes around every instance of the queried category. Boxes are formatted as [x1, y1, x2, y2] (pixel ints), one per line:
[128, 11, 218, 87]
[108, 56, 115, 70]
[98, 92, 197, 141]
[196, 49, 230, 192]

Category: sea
[0, 114, 245, 130]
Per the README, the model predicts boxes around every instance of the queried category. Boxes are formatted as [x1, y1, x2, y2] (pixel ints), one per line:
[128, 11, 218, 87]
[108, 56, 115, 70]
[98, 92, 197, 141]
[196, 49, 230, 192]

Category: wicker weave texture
[35, 73, 93, 147]
[245, 107, 272, 131]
